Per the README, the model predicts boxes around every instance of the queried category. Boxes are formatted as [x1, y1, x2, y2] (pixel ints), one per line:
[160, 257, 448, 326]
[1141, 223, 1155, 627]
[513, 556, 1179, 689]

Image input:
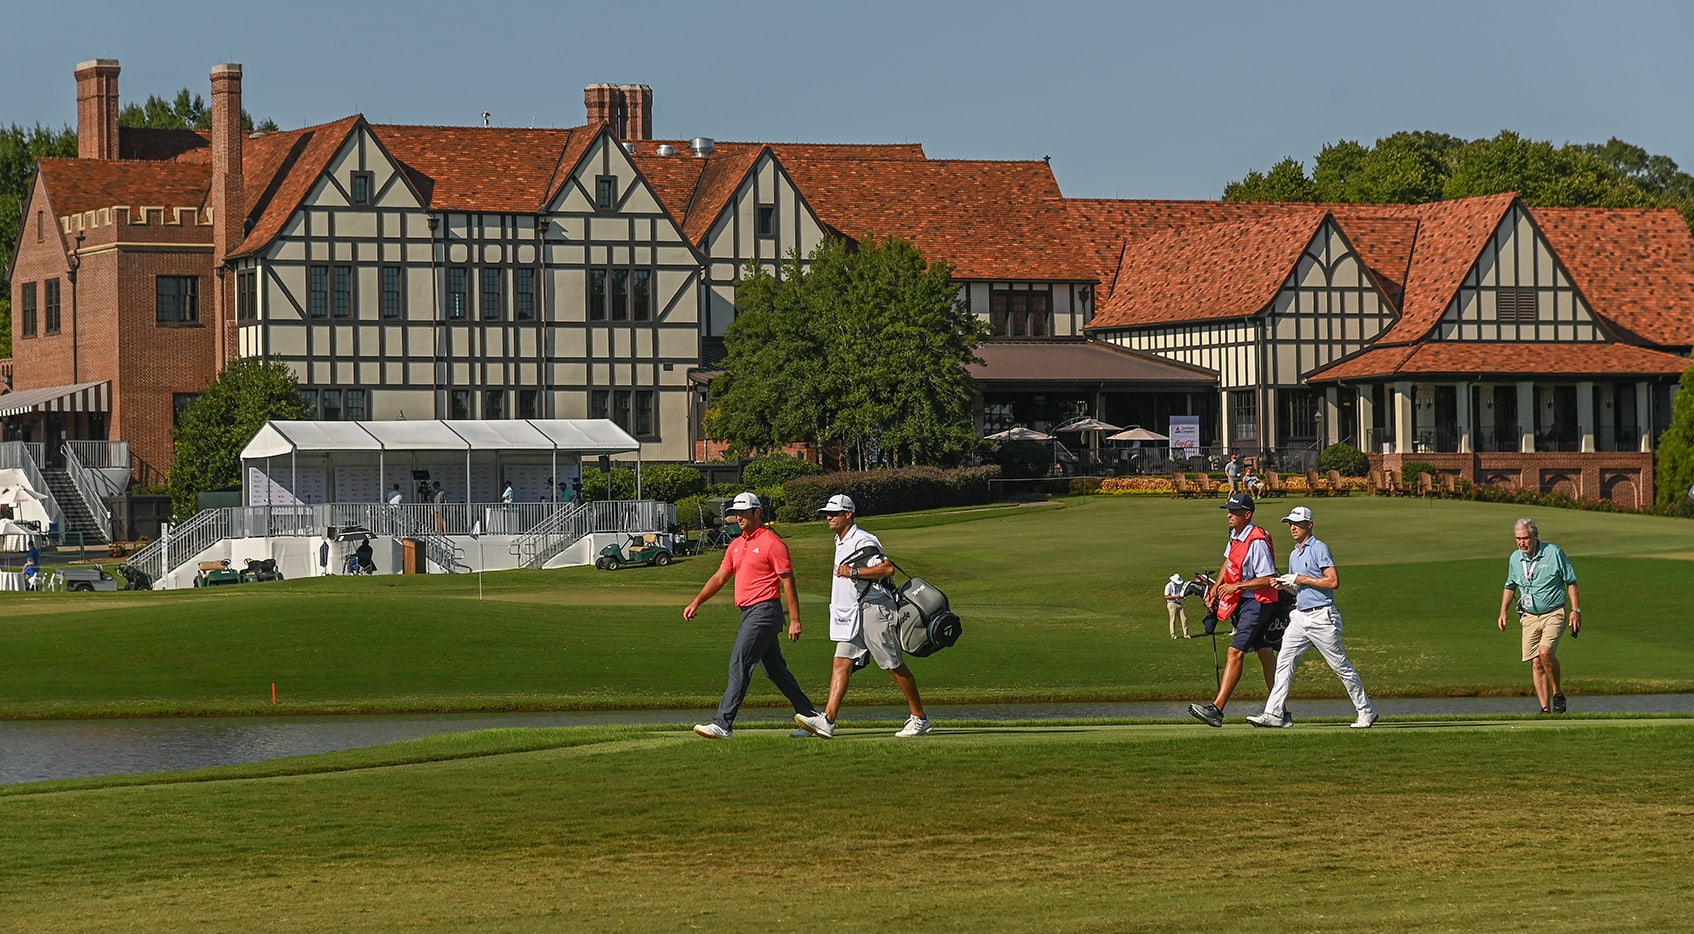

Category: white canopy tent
[240, 418, 644, 506]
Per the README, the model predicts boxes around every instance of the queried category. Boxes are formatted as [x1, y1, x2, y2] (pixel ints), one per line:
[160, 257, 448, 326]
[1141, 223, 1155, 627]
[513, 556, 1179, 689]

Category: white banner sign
[1169, 416, 1200, 453]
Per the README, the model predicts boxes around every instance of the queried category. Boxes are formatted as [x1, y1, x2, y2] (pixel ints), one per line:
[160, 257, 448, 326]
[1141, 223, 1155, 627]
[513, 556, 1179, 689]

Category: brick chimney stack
[585, 83, 620, 135]
[210, 63, 245, 368]
[620, 84, 652, 141]
[75, 59, 121, 160]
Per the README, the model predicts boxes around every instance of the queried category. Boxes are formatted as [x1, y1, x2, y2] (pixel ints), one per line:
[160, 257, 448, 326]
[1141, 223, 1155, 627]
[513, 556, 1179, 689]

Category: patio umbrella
[1054, 417, 1123, 434]
[334, 525, 378, 542]
[984, 426, 1055, 442]
[1107, 426, 1170, 443]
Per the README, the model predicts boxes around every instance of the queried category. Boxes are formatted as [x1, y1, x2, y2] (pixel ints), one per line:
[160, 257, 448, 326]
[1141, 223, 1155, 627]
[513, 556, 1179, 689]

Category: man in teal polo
[1497, 518, 1582, 714]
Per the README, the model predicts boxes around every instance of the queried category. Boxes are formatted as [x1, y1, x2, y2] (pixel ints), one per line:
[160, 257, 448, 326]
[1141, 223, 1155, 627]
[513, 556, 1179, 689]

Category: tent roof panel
[359, 421, 470, 450]
[241, 418, 642, 460]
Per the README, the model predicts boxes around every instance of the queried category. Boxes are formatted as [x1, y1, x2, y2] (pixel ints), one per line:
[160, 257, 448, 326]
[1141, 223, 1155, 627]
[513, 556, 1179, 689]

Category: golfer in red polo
[683, 492, 823, 738]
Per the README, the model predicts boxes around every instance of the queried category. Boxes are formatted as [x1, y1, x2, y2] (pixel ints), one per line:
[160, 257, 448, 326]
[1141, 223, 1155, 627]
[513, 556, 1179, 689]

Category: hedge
[779, 465, 1002, 521]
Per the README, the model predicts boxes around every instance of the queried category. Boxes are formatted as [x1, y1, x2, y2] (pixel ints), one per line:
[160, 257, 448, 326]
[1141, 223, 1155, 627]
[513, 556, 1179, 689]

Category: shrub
[637, 463, 706, 502]
[581, 467, 635, 501]
[674, 495, 720, 530]
[784, 465, 1002, 518]
[992, 440, 1052, 480]
[741, 454, 821, 489]
[1319, 443, 1370, 477]
[1400, 460, 1437, 481]
[1070, 477, 1104, 495]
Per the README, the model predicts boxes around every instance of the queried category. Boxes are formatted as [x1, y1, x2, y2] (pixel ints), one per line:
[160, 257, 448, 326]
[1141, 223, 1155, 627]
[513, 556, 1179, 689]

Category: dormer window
[757, 205, 776, 238]
[595, 176, 617, 211]
[350, 171, 374, 205]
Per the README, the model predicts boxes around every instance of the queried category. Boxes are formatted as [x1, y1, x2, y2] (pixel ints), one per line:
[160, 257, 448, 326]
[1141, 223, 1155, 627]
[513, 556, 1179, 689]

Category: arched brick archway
[1540, 473, 1578, 497]
[1602, 473, 1639, 509]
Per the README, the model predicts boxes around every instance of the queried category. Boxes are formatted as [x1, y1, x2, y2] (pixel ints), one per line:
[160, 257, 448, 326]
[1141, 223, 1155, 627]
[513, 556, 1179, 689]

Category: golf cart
[595, 533, 674, 571]
[194, 559, 242, 587]
[240, 557, 285, 583]
[59, 566, 121, 592]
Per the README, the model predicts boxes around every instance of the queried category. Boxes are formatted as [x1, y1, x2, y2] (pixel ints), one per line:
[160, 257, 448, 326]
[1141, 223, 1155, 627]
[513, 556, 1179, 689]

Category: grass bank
[2, 496, 1690, 718]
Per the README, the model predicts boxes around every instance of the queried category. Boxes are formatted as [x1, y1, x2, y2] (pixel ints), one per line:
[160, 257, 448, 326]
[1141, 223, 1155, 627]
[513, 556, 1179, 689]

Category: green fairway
[3, 720, 1691, 932]
[2, 496, 1691, 718]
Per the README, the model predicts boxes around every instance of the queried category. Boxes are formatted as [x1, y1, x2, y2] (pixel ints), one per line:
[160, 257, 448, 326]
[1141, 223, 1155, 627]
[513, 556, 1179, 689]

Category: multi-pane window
[484, 390, 506, 420]
[514, 268, 535, 320]
[155, 276, 198, 324]
[450, 389, 471, 420]
[446, 268, 468, 319]
[757, 205, 775, 238]
[609, 269, 629, 321]
[380, 267, 403, 319]
[631, 269, 652, 321]
[480, 268, 501, 320]
[612, 390, 632, 430]
[331, 265, 352, 318]
[516, 389, 540, 419]
[307, 265, 328, 318]
[595, 176, 616, 210]
[321, 389, 342, 422]
[44, 279, 61, 333]
[588, 269, 607, 320]
[589, 389, 610, 420]
[989, 290, 1050, 338]
[350, 171, 373, 205]
[587, 389, 657, 437]
[1231, 390, 1258, 444]
[633, 390, 655, 437]
[345, 388, 367, 421]
[299, 388, 317, 417]
[19, 283, 36, 337]
[237, 269, 257, 321]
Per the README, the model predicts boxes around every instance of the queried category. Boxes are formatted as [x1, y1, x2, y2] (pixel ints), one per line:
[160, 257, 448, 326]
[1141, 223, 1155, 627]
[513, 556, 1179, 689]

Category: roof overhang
[969, 340, 1217, 389]
[0, 381, 111, 418]
[1308, 342, 1693, 383]
[240, 418, 642, 461]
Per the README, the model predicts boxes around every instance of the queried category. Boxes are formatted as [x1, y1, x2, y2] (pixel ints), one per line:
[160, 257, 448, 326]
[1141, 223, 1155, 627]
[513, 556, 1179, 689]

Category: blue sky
[5, 0, 1691, 199]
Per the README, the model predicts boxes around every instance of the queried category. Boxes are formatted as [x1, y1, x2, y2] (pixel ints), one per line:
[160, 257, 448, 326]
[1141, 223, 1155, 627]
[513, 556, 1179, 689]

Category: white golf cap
[725, 492, 762, 513]
[1281, 506, 1315, 524]
[1169, 573, 1184, 585]
[818, 494, 856, 514]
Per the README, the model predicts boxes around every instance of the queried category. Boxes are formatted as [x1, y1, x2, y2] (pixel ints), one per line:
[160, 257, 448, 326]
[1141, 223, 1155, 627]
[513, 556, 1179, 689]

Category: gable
[1261, 220, 1398, 381]
[307, 125, 424, 212]
[547, 132, 673, 224]
[1433, 203, 1606, 344]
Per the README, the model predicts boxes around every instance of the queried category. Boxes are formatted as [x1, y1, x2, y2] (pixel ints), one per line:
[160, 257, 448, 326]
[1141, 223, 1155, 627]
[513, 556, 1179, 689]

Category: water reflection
[4, 694, 1692, 786]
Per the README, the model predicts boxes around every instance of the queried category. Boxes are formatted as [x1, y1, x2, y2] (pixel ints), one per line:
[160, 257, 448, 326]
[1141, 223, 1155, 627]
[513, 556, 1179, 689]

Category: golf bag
[844, 546, 962, 658]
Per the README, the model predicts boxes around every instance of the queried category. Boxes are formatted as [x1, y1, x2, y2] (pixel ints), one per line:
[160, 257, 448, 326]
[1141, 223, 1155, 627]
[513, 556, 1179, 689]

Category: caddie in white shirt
[796, 494, 932, 738]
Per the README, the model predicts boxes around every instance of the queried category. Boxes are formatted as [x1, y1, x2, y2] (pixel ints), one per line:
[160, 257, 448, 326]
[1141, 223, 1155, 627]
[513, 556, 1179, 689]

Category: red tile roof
[1373, 193, 1517, 344]
[1535, 207, 1694, 347]
[782, 158, 1090, 280]
[1309, 340, 1692, 381]
[378, 124, 590, 213]
[232, 115, 364, 256]
[1087, 210, 1329, 329]
[34, 157, 211, 221]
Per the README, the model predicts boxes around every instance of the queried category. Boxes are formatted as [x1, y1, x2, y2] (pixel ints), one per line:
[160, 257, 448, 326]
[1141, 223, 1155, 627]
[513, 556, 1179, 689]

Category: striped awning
[0, 381, 110, 418]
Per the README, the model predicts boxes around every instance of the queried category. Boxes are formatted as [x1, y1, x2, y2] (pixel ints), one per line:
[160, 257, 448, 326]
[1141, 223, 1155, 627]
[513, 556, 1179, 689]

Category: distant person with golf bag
[795, 494, 932, 738]
[683, 492, 825, 739]
[1164, 573, 1192, 639]
[1247, 506, 1377, 729]
[1188, 493, 1280, 728]
[1498, 517, 1581, 714]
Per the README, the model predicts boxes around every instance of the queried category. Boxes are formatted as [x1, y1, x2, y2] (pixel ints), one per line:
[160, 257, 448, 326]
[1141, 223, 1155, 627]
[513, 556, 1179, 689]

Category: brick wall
[1376, 451, 1656, 509]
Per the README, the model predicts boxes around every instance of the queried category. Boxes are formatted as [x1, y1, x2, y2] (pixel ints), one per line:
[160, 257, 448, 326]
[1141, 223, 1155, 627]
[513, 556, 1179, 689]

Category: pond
[5, 694, 1691, 786]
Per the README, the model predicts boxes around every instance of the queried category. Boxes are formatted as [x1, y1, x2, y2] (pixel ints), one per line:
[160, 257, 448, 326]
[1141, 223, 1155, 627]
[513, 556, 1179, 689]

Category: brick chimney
[620, 84, 652, 141]
[585, 83, 620, 135]
[75, 59, 121, 160]
[210, 63, 245, 368]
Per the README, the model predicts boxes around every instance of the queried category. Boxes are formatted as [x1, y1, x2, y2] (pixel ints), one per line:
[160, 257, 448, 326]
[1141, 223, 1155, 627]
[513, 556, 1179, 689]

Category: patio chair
[1306, 469, 1330, 496]
[1170, 472, 1198, 499]
[1384, 470, 1408, 496]
[1441, 474, 1460, 498]
[1260, 471, 1287, 497]
[1195, 473, 1222, 497]
[1327, 470, 1352, 496]
[1416, 472, 1435, 498]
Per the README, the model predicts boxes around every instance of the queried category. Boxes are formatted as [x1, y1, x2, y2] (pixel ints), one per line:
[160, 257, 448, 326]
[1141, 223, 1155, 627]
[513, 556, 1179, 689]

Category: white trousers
[1264, 605, 1373, 717]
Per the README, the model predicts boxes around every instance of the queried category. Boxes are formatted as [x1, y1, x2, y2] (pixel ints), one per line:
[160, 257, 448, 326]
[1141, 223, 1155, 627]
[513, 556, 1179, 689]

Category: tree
[166, 359, 309, 519]
[118, 88, 278, 132]
[1221, 157, 1314, 202]
[1654, 358, 1694, 514]
[707, 236, 989, 468]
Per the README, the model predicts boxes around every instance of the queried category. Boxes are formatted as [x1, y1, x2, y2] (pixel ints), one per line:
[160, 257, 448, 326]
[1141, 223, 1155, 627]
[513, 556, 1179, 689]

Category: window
[155, 275, 198, 324]
[332, 265, 352, 318]
[321, 389, 342, 421]
[612, 390, 632, 430]
[299, 388, 317, 416]
[172, 393, 200, 427]
[44, 279, 61, 334]
[237, 269, 257, 321]
[308, 265, 328, 318]
[609, 269, 629, 321]
[588, 268, 607, 320]
[631, 269, 652, 321]
[514, 268, 535, 320]
[380, 267, 403, 319]
[1230, 390, 1258, 444]
[484, 389, 506, 420]
[36, 211, 44, 242]
[633, 390, 655, 437]
[595, 176, 616, 210]
[450, 389, 471, 420]
[756, 205, 775, 238]
[516, 389, 540, 419]
[447, 268, 468, 319]
[589, 389, 610, 420]
[480, 268, 501, 320]
[345, 388, 367, 421]
[989, 290, 1050, 338]
[19, 283, 36, 337]
[349, 171, 373, 205]
[1496, 286, 1538, 323]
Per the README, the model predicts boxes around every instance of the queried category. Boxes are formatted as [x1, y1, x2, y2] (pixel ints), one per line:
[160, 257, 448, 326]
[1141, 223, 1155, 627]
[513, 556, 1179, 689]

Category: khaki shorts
[1520, 608, 1567, 661]
[834, 596, 903, 670]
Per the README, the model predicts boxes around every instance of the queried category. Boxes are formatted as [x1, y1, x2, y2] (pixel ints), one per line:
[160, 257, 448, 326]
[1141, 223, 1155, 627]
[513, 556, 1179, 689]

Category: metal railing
[124, 507, 228, 583]
[513, 500, 675, 569]
[0, 440, 68, 536]
[63, 441, 128, 542]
